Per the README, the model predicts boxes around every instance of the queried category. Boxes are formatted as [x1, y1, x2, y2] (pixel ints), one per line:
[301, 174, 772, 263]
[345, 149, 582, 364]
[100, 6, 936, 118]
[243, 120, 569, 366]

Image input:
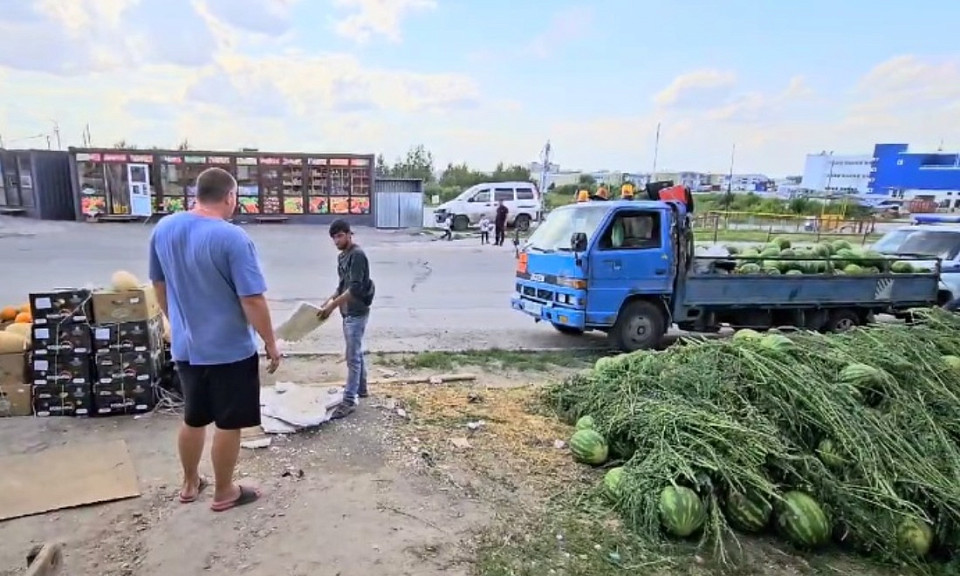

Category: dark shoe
[358, 391, 369, 398]
[331, 403, 356, 420]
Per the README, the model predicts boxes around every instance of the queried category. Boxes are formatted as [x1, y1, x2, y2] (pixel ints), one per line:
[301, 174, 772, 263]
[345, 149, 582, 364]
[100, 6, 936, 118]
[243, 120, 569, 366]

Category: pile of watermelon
[722, 237, 929, 276]
[547, 308, 960, 565]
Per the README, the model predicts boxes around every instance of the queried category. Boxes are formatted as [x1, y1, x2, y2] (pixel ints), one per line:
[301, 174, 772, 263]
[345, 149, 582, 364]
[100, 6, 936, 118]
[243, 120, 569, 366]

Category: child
[479, 216, 491, 245]
[440, 214, 453, 241]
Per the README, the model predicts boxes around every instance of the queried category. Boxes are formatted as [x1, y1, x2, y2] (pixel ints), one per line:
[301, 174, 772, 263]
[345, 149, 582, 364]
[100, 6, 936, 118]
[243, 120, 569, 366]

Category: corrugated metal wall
[31, 151, 75, 220]
[374, 178, 424, 229]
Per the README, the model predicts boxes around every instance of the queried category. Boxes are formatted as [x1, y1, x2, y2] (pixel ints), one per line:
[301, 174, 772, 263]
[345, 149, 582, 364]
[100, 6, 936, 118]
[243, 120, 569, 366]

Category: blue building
[869, 143, 960, 197]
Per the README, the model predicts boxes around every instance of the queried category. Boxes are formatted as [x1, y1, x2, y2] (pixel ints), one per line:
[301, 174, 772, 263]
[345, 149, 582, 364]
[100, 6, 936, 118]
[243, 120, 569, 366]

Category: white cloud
[653, 70, 738, 107]
[331, 0, 436, 43]
[200, 0, 300, 35]
[525, 6, 594, 59]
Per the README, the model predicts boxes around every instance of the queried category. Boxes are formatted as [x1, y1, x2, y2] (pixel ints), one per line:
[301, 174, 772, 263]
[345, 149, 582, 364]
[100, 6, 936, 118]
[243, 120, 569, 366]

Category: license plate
[523, 301, 543, 316]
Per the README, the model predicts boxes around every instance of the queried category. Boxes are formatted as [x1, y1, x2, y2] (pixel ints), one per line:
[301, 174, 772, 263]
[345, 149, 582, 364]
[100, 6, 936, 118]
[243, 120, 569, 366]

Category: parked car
[871, 223, 960, 305]
[434, 182, 542, 232]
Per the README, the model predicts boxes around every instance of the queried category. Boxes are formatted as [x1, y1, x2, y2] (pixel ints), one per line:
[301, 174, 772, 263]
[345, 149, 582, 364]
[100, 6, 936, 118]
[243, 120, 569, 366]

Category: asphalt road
[0, 216, 610, 353]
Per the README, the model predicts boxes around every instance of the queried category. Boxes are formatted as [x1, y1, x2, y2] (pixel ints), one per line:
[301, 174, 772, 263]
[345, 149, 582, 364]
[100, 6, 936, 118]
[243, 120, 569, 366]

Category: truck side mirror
[570, 232, 588, 252]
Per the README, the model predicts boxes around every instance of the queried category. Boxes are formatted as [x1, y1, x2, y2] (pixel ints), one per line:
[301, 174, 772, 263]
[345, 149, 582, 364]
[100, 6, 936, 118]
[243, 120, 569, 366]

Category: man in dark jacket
[494, 201, 508, 246]
[319, 219, 374, 419]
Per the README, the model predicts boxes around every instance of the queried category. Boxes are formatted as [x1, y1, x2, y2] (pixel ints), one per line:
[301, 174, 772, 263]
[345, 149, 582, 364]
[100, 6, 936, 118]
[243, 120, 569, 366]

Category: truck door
[587, 209, 674, 324]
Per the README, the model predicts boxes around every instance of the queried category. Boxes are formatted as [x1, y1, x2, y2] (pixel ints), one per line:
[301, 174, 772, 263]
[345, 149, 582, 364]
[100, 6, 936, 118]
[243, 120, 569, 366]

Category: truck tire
[825, 309, 859, 333]
[611, 300, 665, 352]
[452, 215, 469, 231]
[552, 323, 584, 336]
[514, 214, 531, 232]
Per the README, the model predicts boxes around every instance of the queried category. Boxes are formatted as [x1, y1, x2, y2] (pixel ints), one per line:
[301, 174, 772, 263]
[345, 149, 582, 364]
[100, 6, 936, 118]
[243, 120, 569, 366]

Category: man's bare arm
[152, 281, 169, 318]
[239, 294, 276, 347]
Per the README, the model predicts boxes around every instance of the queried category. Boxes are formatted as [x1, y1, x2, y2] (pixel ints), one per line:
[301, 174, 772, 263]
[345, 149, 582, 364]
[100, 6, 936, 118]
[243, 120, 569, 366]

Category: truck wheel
[825, 309, 859, 333]
[552, 323, 584, 336]
[452, 215, 469, 231]
[514, 214, 531, 232]
[611, 300, 665, 352]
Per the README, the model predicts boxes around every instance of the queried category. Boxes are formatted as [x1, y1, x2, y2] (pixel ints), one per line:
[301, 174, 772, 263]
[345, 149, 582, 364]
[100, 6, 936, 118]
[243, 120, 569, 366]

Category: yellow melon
[4, 323, 31, 338]
[14, 312, 31, 323]
[0, 332, 27, 354]
[111, 270, 142, 291]
[0, 306, 16, 322]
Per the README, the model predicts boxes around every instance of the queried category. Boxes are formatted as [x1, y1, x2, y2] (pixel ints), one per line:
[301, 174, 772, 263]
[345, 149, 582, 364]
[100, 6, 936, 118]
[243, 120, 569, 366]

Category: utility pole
[726, 143, 736, 195]
[651, 122, 661, 182]
[51, 121, 62, 150]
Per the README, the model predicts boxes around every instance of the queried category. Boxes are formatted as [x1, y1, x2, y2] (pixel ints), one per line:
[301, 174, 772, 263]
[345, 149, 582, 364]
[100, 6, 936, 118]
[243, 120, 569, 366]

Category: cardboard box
[33, 396, 90, 417]
[92, 317, 162, 354]
[92, 285, 161, 323]
[95, 350, 161, 386]
[31, 354, 93, 386]
[29, 289, 93, 326]
[31, 323, 92, 356]
[0, 383, 32, 417]
[0, 352, 27, 386]
[92, 381, 156, 416]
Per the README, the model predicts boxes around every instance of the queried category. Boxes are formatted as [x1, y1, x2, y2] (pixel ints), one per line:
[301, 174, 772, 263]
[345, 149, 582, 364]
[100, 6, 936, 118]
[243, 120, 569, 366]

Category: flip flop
[210, 485, 261, 513]
[178, 477, 209, 504]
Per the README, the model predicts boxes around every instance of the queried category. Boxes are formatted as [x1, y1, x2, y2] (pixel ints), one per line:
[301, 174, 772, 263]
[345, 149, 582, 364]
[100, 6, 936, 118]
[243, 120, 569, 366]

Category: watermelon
[812, 243, 832, 257]
[891, 261, 915, 274]
[760, 333, 793, 352]
[897, 518, 934, 557]
[776, 491, 830, 549]
[943, 355, 960, 371]
[772, 237, 791, 250]
[785, 269, 803, 276]
[760, 246, 781, 259]
[816, 438, 845, 470]
[831, 239, 852, 252]
[779, 248, 797, 259]
[737, 263, 762, 274]
[575, 415, 596, 431]
[733, 328, 761, 342]
[569, 429, 608, 465]
[724, 490, 773, 533]
[839, 363, 886, 387]
[740, 248, 761, 261]
[659, 485, 706, 538]
[764, 267, 782, 275]
[603, 467, 624, 501]
[843, 264, 863, 275]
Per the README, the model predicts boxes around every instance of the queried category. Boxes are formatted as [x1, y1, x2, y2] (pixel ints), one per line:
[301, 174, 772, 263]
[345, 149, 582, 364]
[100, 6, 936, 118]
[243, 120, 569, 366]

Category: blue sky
[0, 0, 958, 175]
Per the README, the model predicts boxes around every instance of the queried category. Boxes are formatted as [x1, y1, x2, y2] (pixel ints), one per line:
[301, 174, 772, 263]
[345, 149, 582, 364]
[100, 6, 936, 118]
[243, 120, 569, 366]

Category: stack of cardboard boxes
[90, 285, 164, 416]
[29, 289, 95, 416]
[17, 285, 165, 418]
[0, 342, 30, 418]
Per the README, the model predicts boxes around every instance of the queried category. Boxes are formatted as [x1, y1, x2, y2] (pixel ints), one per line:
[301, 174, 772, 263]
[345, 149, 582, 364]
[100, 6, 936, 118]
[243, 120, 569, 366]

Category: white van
[434, 181, 542, 232]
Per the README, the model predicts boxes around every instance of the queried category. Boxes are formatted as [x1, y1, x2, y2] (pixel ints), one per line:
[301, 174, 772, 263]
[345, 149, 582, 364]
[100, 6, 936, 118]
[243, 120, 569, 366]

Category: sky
[0, 0, 958, 177]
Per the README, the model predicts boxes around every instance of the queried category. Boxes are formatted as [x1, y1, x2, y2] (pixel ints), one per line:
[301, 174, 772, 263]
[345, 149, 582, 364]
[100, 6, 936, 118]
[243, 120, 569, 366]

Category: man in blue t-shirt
[149, 167, 281, 513]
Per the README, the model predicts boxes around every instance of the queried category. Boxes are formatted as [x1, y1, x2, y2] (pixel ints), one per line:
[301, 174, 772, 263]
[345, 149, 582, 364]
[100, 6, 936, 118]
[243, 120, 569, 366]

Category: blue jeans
[342, 314, 368, 404]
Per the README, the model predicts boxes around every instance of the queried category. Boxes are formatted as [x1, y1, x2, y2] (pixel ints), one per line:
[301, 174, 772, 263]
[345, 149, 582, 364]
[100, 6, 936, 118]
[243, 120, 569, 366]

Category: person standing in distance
[149, 167, 281, 513]
[318, 219, 375, 419]
[494, 200, 509, 246]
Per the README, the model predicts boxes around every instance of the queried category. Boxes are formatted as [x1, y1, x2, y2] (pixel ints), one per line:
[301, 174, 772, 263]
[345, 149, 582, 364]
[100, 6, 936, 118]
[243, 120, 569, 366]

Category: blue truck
[511, 198, 941, 352]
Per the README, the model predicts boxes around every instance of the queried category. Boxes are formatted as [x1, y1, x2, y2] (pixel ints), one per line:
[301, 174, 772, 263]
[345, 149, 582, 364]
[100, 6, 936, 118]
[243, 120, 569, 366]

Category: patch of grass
[386, 349, 603, 372]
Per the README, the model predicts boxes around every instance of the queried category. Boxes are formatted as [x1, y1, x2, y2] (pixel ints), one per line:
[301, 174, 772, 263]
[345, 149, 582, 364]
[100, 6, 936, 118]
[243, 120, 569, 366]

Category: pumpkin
[19, 303, 30, 313]
[0, 306, 16, 321]
[111, 270, 141, 291]
[14, 312, 31, 323]
[4, 323, 31, 338]
[0, 332, 27, 353]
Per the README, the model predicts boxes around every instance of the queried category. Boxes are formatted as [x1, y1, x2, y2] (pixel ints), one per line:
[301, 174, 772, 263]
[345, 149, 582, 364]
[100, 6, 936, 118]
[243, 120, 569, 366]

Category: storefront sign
[129, 154, 153, 163]
[307, 158, 327, 166]
[207, 156, 231, 165]
[102, 154, 127, 162]
[282, 158, 303, 165]
[351, 158, 370, 166]
[259, 157, 281, 165]
[76, 153, 101, 162]
[162, 155, 183, 164]
[329, 158, 350, 166]
[183, 156, 206, 164]
[237, 157, 257, 166]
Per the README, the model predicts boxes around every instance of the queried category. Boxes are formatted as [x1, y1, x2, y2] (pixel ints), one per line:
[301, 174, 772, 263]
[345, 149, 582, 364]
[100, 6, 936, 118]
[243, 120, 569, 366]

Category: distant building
[801, 152, 873, 194]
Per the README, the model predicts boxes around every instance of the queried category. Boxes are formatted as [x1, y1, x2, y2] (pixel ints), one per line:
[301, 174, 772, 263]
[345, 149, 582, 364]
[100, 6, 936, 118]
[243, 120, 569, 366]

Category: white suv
[434, 182, 542, 232]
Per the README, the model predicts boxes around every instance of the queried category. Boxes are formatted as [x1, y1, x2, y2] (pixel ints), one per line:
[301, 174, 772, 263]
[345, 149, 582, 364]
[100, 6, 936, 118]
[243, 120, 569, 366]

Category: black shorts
[176, 353, 261, 430]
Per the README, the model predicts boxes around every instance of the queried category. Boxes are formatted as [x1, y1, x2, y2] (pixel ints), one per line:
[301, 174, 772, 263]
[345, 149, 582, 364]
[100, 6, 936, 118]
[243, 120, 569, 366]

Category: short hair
[329, 219, 351, 237]
[196, 167, 237, 203]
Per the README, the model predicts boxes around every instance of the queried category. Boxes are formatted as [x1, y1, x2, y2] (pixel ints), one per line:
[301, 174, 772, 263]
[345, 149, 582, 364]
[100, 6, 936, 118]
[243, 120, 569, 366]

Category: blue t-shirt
[148, 212, 267, 365]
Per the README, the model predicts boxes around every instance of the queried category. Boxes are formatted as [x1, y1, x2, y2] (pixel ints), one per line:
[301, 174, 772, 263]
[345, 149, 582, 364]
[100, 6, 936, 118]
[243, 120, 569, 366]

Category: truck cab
[512, 200, 689, 350]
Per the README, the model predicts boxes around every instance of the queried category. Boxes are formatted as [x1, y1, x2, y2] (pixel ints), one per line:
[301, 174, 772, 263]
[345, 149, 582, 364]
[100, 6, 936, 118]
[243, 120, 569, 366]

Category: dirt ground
[0, 355, 573, 576]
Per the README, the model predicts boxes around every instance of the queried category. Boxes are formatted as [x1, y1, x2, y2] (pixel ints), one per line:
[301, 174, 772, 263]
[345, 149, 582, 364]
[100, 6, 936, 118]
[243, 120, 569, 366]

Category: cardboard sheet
[259, 381, 343, 433]
[0, 439, 141, 522]
[275, 301, 328, 342]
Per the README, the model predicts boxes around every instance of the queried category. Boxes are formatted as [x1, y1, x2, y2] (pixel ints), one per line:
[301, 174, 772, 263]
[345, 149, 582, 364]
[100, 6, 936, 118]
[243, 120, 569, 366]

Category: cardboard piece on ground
[0, 439, 141, 521]
[0, 382, 32, 417]
[274, 301, 328, 342]
[259, 381, 343, 433]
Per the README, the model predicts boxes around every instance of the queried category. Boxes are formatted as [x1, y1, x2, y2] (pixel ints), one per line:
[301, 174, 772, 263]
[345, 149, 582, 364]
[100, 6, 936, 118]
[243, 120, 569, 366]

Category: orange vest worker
[620, 183, 635, 199]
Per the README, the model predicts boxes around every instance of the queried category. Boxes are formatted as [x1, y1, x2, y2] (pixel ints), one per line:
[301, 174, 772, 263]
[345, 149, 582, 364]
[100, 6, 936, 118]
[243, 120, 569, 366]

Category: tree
[177, 139, 191, 151]
[391, 144, 435, 182]
[113, 140, 136, 149]
[375, 154, 390, 177]
[578, 174, 596, 186]
[491, 162, 532, 182]
[439, 162, 485, 189]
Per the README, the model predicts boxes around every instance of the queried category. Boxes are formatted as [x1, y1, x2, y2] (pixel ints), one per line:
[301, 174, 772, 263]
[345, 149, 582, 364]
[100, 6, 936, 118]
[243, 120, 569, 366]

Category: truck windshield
[525, 204, 610, 252]
[872, 229, 960, 259]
